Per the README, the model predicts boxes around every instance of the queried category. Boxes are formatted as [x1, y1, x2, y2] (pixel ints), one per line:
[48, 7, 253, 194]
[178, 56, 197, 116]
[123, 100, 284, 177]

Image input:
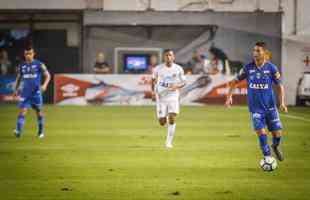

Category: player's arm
[151, 68, 158, 100]
[225, 67, 246, 107]
[41, 63, 51, 92]
[271, 66, 288, 113]
[151, 78, 156, 92]
[14, 66, 21, 96]
[275, 84, 287, 113]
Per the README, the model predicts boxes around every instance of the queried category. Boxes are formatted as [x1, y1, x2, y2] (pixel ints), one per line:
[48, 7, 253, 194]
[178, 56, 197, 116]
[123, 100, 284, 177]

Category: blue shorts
[250, 110, 282, 132]
[18, 94, 43, 109]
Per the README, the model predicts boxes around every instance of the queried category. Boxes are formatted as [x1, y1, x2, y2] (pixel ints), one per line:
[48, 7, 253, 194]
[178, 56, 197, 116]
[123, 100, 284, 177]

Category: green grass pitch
[0, 105, 310, 200]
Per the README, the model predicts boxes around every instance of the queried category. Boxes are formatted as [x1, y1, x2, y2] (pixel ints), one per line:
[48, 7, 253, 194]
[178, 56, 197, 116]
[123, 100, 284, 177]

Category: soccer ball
[260, 157, 277, 172]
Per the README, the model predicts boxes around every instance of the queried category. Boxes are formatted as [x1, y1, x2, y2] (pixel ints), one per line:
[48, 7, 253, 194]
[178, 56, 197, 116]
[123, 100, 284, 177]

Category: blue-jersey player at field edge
[14, 47, 51, 138]
[225, 42, 287, 162]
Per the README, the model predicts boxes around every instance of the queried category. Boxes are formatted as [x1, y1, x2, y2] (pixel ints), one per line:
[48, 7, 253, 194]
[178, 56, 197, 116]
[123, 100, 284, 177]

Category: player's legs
[271, 130, 282, 147]
[15, 108, 28, 137]
[266, 110, 284, 161]
[255, 129, 272, 158]
[31, 94, 44, 138]
[156, 100, 171, 147]
[165, 101, 179, 148]
[157, 100, 168, 126]
[251, 112, 272, 158]
[15, 97, 31, 137]
[166, 113, 177, 148]
[156, 99, 179, 148]
[159, 117, 167, 126]
[270, 130, 284, 161]
[168, 113, 176, 124]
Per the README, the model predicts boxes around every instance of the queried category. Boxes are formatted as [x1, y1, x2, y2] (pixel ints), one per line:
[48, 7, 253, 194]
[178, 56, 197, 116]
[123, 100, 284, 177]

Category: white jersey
[152, 63, 186, 101]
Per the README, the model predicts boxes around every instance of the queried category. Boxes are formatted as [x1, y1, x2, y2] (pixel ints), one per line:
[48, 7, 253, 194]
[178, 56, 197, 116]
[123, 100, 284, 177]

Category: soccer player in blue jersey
[13, 47, 51, 138]
[225, 42, 287, 162]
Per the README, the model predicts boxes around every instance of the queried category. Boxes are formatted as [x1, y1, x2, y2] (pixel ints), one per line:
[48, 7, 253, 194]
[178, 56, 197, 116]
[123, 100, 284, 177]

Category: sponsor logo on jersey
[159, 81, 169, 88]
[249, 83, 269, 89]
[23, 74, 38, 79]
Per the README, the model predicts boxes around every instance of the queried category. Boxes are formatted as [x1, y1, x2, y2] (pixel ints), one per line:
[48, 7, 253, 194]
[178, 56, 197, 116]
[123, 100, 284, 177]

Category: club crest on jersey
[249, 83, 269, 89]
[249, 70, 255, 74]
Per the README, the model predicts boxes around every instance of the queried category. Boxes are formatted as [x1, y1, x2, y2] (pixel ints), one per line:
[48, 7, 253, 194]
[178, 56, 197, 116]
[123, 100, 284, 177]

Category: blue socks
[258, 134, 271, 157]
[16, 113, 45, 136]
[272, 136, 281, 147]
[16, 114, 25, 133]
[38, 115, 44, 134]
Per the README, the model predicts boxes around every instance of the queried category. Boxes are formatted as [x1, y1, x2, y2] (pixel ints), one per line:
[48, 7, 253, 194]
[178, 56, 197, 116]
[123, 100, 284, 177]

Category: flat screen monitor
[124, 54, 149, 73]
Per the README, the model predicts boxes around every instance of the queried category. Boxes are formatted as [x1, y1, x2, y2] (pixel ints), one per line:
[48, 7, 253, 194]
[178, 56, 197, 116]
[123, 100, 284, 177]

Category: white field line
[280, 113, 310, 123]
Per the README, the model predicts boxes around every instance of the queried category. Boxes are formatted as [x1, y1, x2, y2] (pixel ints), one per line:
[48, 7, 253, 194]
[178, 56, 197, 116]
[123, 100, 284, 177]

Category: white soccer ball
[260, 157, 277, 172]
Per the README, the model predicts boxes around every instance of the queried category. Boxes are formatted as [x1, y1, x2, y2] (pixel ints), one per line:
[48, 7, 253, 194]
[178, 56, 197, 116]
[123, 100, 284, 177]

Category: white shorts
[156, 100, 180, 118]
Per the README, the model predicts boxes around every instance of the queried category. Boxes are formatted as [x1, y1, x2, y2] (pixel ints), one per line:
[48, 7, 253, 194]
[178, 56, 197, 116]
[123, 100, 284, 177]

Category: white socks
[166, 123, 176, 146]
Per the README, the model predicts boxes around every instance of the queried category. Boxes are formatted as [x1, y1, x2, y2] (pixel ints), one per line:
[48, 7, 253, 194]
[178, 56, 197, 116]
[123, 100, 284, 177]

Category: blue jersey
[18, 59, 47, 98]
[236, 61, 282, 113]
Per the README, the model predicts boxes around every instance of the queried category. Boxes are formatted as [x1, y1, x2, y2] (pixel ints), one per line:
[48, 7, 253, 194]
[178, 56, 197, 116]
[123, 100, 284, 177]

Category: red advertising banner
[54, 74, 247, 106]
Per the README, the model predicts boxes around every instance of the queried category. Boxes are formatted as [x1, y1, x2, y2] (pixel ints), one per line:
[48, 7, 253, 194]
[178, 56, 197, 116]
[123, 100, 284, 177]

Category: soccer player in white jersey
[152, 49, 186, 149]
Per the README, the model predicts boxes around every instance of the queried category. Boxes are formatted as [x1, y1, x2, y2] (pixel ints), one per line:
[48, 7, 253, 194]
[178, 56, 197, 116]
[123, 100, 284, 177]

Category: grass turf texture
[0, 105, 310, 200]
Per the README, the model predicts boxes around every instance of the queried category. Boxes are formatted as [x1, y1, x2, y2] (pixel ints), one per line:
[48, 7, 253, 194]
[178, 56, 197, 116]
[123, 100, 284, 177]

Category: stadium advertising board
[0, 76, 17, 102]
[54, 74, 247, 105]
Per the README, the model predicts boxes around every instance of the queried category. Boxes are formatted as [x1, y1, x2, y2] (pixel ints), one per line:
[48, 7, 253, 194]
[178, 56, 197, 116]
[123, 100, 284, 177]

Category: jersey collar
[164, 63, 174, 68]
[254, 60, 267, 69]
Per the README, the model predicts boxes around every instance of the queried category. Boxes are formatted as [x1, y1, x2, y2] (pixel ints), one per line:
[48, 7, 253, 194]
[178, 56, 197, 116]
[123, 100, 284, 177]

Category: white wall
[281, 0, 310, 105]
[0, 0, 281, 11]
[282, 40, 310, 105]
[297, 0, 310, 36]
[0, 0, 86, 9]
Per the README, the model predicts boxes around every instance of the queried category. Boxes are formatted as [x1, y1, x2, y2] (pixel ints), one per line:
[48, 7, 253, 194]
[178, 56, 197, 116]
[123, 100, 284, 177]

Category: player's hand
[13, 90, 20, 101]
[41, 85, 48, 92]
[13, 90, 18, 97]
[279, 103, 288, 113]
[151, 91, 156, 101]
[225, 96, 233, 108]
